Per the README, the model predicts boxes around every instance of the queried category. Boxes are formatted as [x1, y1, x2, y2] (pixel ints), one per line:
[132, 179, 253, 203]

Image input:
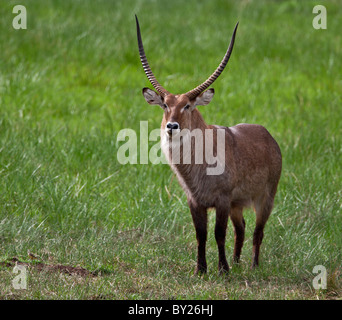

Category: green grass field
[0, 0, 341, 300]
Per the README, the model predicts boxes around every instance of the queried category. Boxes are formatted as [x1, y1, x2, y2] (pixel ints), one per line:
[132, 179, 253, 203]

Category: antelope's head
[136, 15, 238, 139]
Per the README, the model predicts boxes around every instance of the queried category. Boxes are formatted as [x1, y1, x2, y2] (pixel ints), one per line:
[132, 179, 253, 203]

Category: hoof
[218, 265, 229, 275]
[218, 261, 229, 275]
[194, 266, 207, 276]
[219, 267, 229, 276]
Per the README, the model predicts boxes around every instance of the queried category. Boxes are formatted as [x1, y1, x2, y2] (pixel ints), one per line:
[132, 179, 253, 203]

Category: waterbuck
[135, 16, 282, 274]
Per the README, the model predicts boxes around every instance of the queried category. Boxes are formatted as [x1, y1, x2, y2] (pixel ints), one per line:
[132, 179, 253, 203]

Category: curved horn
[186, 22, 239, 100]
[135, 15, 170, 97]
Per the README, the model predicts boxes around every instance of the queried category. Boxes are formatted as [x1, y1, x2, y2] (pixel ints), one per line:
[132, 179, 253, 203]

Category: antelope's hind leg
[230, 206, 245, 264]
[252, 193, 275, 268]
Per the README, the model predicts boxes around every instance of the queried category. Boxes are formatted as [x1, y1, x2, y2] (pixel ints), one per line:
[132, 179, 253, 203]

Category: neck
[189, 109, 208, 131]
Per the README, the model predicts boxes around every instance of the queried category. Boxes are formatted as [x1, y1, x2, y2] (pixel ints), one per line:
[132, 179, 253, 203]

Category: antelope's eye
[163, 104, 168, 110]
[184, 104, 190, 110]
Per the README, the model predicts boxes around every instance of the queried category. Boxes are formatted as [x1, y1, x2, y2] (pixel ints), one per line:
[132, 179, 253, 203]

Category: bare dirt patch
[0, 257, 96, 277]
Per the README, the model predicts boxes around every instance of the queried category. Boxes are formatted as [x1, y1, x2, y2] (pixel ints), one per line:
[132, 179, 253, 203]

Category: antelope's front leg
[189, 201, 208, 275]
[215, 207, 230, 274]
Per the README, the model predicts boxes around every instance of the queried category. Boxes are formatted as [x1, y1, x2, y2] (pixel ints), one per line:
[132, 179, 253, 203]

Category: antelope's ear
[192, 88, 215, 107]
[142, 87, 164, 107]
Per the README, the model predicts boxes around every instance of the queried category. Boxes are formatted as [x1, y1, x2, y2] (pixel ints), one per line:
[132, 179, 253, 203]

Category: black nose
[166, 122, 179, 130]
